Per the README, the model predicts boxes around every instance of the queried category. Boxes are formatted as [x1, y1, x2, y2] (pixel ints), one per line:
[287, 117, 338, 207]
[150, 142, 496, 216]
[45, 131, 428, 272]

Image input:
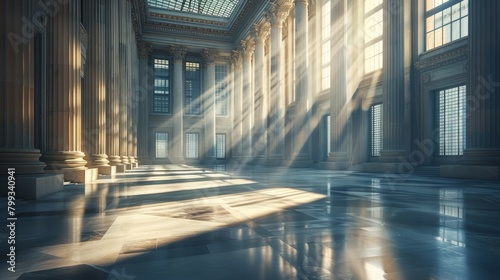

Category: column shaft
[231, 52, 243, 159]
[0, 0, 45, 174]
[118, 0, 129, 164]
[137, 42, 152, 163]
[82, 0, 108, 168]
[241, 38, 255, 159]
[381, 0, 406, 160]
[105, 0, 121, 166]
[43, 0, 88, 171]
[202, 49, 218, 161]
[293, 0, 312, 162]
[267, 1, 291, 162]
[328, 0, 349, 166]
[252, 23, 270, 159]
[463, 1, 500, 164]
[170, 46, 187, 163]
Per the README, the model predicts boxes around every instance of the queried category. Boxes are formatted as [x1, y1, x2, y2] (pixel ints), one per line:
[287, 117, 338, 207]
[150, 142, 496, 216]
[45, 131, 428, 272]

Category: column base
[318, 161, 348, 170]
[440, 165, 500, 181]
[0, 174, 64, 200]
[282, 156, 313, 168]
[115, 165, 127, 173]
[263, 156, 283, 166]
[45, 168, 98, 183]
[98, 165, 116, 176]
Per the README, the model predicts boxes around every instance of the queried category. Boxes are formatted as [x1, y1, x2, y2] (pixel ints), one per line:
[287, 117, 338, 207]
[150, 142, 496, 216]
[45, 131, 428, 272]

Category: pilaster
[169, 45, 187, 163]
[202, 48, 219, 162]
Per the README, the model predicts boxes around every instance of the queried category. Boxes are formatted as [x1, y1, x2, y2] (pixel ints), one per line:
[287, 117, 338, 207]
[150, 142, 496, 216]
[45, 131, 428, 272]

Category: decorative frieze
[414, 46, 469, 71]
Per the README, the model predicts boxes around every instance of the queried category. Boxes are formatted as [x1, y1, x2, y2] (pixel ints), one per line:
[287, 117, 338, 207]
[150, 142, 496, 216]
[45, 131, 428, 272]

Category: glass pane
[435, 28, 443, 48]
[443, 24, 451, 44]
[461, 0, 468, 16]
[461, 17, 468, 37]
[435, 11, 443, 28]
[427, 15, 435, 32]
[452, 3, 461, 21]
[426, 0, 434, 11]
[443, 7, 451, 25]
[451, 20, 460, 40]
[427, 31, 435, 50]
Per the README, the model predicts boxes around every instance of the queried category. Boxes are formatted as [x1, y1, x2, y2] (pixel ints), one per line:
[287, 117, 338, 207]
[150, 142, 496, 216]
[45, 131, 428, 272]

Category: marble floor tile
[0, 164, 499, 279]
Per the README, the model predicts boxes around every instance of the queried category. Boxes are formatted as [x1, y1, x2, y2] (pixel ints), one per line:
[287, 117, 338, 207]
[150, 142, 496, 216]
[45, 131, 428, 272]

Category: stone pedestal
[0, 174, 64, 200]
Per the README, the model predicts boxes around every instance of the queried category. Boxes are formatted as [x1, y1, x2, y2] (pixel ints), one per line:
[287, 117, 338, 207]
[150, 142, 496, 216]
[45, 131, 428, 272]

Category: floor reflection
[0, 164, 499, 280]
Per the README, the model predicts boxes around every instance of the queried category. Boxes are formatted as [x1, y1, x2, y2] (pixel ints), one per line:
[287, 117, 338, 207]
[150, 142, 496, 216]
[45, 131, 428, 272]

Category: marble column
[126, 2, 135, 166]
[241, 37, 255, 160]
[0, 0, 46, 175]
[452, 1, 500, 180]
[82, 0, 111, 174]
[42, 0, 98, 183]
[118, 0, 129, 165]
[231, 51, 243, 160]
[105, 0, 122, 169]
[291, 0, 313, 167]
[169, 46, 187, 163]
[380, 0, 406, 162]
[266, 0, 292, 164]
[202, 49, 218, 162]
[252, 21, 270, 160]
[324, 0, 349, 169]
[137, 42, 153, 164]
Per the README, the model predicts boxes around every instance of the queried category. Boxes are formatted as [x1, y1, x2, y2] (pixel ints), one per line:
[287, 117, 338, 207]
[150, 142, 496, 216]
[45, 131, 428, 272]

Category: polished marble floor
[1, 164, 500, 280]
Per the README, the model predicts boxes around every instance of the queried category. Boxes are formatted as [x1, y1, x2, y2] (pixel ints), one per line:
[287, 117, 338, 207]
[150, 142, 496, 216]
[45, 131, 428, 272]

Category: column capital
[266, 0, 293, 27]
[240, 37, 255, 59]
[252, 21, 271, 45]
[138, 41, 153, 58]
[231, 50, 243, 69]
[169, 45, 187, 61]
[202, 48, 219, 65]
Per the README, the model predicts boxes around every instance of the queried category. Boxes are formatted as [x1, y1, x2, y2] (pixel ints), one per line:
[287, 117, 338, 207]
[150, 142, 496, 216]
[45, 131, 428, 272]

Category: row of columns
[1, 0, 141, 189]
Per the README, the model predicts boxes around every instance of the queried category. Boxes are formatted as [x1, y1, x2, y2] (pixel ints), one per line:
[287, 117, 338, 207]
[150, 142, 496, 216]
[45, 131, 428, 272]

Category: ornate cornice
[202, 48, 219, 64]
[138, 41, 153, 58]
[144, 22, 232, 40]
[150, 12, 228, 27]
[414, 46, 469, 71]
[169, 45, 188, 60]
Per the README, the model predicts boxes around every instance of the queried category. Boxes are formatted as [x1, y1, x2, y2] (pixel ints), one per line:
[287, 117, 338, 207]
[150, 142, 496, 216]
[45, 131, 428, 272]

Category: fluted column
[138, 42, 153, 163]
[169, 46, 187, 163]
[231, 51, 243, 160]
[82, 0, 109, 169]
[0, 1, 46, 175]
[118, 0, 130, 165]
[292, 0, 312, 166]
[380, 0, 406, 161]
[105, 0, 121, 167]
[42, 0, 88, 173]
[463, 1, 500, 165]
[126, 1, 135, 165]
[241, 38, 255, 159]
[326, 0, 349, 169]
[252, 22, 270, 159]
[267, 0, 292, 163]
[202, 49, 218, 162]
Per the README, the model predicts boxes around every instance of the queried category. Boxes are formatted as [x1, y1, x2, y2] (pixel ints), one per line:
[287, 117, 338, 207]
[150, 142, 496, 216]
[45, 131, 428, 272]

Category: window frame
[435, 85, 466, 156]
[185, 132, 199, 159]
[153, 58, 171, 114]
[215, 133, 226, 159]
[155, 132, 169, 158]
[370, 103, 383, 157]
[364, 0, 384, 74]
[424, 0, 468, 52]
[215, 64, 228, 116]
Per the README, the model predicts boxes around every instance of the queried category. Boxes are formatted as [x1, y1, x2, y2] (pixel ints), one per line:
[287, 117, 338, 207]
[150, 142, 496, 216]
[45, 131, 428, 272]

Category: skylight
[148, 0, 240, 18]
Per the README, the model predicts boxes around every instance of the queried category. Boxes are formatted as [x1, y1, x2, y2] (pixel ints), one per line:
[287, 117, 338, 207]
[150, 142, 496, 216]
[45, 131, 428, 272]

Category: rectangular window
[154, 59, 170, 113]
[326, 115, 331, 157]
[436, 85, 466, 156]
[371, 104, 383, 157]
[215, 64, 228, 116]
[216, 133, 226, 159]
[364, 0, 383, 73]
[185, 62, 201, 115]
[425, 0, 468, 51]
[155, 132, 168, 158]
[185, 133, 199, 158]
[321, 0, 331, 91]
